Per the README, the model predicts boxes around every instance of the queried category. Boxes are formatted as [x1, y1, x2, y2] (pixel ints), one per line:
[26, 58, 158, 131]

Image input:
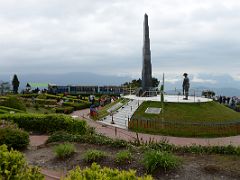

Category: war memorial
[100, 14, 240, 139]
[2, 10, 240, 179]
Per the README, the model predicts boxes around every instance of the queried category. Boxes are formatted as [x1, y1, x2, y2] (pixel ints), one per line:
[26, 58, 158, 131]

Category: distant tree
[123, 77, 159, 88]
[12, 74, 20, 94]
[152, 77, 160, 87]
[202, 90, 215, 98]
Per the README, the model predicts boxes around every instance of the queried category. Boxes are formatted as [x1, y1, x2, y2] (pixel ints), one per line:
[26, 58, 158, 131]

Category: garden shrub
[0, 106, 24, 113]
[176, 144, 240, 155]
[55, 107, 74, 114]
[84, 150, 106, 163]
[0, 113, 86, 134]
[0, 109, 8, 114]
[37, 94, 47, 99]
[0, 125, 29, 149]
[0, 96, 26, 111]
[35, 98, 57, 105]
[143, 150, 181, 173]
[54, 143, 75, 159]
[47, 131, 129, 148]
[64, 163, 153, 180]
[34, 103, 40, 110]
[20, 94, 38, 98]
[63, 102, 91, 110]
[0, 120, 29, 149]
[0, 144, 44, 180]
[115, 150, 132, 164]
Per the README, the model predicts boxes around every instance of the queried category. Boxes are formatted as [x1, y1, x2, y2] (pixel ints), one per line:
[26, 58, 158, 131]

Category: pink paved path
[71, 109, 240, 146]
[29, 135, 64, 179]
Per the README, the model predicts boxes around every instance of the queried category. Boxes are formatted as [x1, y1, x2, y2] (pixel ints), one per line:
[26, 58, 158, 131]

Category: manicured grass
[130, 101, 240, 137]
[133, 101, 240, 123]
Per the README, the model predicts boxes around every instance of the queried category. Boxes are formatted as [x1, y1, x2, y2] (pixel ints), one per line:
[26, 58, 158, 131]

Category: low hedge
[63, 102, 91, 110]
[20, 94, 38, 98]
[0, 96, 26, 111]
[0, 106, 24, 113]
[0, 126, 29, 149]
[0, 144, 44, 179]
[0, 114, 86, 134]
[55, 107, 74, 114]
[0, 109, 8, 114]
[47, 131, 128, 148]
[35, 98, 57, 105]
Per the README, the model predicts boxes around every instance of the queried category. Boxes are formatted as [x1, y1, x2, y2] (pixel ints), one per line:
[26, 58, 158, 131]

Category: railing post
[111, 114, 115, 124]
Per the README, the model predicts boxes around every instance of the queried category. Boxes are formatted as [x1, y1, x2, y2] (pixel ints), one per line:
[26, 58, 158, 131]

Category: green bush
[35, 98, 57, 105]
[0, 96, 26, 111]
[34, 103, 40, 110]
[146, 140, 240, 156]
[47, 131, 128, 148]
[0, 109, 8, 114]
[0, 113, 87, 134]
[0, 120, 29, 149]
[54, 143, 75, 159]
[55, 107, 74, 114]
[84, 150, 106, 163]
[0, 126, 29, 149]
[176, 144, 240, 155]
[115, 150, 132, 164]
[64, 163, 153, 180]
[20, 94, 38, 98]
[0, 106, 24, 113]
[0, 144, 44, 179]
[63, 102, 91, 110]
[37, 94, 47, 99]
[142, 150, 181, 173]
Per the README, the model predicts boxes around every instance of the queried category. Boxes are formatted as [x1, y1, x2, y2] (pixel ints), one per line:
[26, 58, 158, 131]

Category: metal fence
[128, 117, 240, 136]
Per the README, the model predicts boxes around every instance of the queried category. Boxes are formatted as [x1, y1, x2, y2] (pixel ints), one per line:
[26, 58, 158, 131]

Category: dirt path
[71, 109, 240, 146]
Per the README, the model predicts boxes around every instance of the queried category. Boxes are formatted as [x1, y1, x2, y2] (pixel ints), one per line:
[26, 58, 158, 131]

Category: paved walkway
[71, 109, 240, 146]
[29, 135, 49, 147]
[101, 99, 143, 129]
[29, 135, 64, 180]
[124, 94, 212, 103]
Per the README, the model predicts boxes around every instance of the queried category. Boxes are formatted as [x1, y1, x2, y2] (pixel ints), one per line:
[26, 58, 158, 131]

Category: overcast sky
[0, 0, 240, 83]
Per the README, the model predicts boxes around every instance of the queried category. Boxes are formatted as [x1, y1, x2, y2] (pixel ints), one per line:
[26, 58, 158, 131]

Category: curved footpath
[71, 109, 240, 146]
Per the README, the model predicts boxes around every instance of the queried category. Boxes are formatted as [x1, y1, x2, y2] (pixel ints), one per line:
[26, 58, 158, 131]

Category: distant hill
[0, 72, 240, 96]
[0, 72, 131, 89]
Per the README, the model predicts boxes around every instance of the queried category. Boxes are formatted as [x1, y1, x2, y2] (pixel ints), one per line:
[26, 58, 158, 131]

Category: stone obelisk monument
[141, 13, 152, 93]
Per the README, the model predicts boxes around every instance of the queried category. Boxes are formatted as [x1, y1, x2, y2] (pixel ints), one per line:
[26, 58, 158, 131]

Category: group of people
[217, 96, 239, 109]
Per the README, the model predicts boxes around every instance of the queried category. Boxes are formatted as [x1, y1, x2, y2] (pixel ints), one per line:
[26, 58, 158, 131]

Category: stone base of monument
[123, 94, 212, 103]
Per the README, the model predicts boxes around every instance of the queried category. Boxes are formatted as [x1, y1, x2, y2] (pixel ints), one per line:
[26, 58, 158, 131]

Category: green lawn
[130, 101, 240, 137]
[132, 101, 240, 123]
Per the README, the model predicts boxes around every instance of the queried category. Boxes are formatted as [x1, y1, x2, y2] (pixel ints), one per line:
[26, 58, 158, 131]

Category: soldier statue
[182, 73, 190, 100]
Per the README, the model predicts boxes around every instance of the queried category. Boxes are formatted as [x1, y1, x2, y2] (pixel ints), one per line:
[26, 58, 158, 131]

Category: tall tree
[12, 74, 20, 94]
[152, 77, 160, 87]
[123, 77, 159, 88]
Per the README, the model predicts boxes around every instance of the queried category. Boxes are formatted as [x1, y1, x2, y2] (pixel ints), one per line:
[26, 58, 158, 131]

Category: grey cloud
[0, 0, 240, 84]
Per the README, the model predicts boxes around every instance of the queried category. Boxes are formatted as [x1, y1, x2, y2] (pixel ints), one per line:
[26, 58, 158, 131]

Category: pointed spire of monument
[142, 13, 152, 92]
